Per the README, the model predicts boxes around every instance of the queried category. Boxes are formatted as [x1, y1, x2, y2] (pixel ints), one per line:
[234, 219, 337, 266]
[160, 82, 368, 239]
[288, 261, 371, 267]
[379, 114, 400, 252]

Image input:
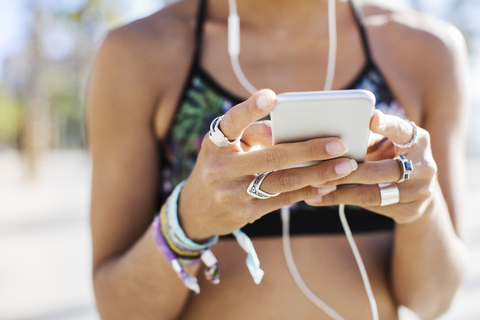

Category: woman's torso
[145, 0, 426, 318]
[158, 0, 401, 237]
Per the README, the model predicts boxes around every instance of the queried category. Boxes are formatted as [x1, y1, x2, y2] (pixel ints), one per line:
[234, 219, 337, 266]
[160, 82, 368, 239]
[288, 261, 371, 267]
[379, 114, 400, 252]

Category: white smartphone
[270, 90, 375, 168]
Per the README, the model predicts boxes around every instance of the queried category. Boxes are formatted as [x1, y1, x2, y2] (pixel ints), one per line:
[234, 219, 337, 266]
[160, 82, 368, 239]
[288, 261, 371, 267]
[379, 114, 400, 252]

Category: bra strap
[192, 0, 208, 68]
[349, 0, 373, 64]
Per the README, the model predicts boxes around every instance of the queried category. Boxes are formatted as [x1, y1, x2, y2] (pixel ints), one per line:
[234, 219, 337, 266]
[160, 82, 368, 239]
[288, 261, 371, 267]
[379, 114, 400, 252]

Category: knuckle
[413, 157, 437, 181]
[214, 188, 230, 204]
[202, 157, 231, 185]
[418, 183, 433, 201]
[266, 147, 289, 169]
[425, 160, 438, 177]
[304, 140, 322, 160]
[420, 128, 431, 143]
[325, 190, 337, 204]
[365, 162, 385, 181]
[221, 113, 237, 134]
[416, 128, 431, 148]
[359, 187, 379, 206]
[280, 192, 297, 208]
[394, 122, 405, 139]
[275, 171, 302, 191]
[304, 187, 319, 200]
[202, 165, 218, 184]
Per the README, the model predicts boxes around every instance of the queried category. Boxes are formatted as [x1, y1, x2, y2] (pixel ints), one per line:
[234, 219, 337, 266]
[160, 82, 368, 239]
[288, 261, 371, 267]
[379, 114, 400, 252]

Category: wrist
[152, 180, 264, 292]
[177, 180, 217, 242]
[165, 180, 219, 248]
[178, 200, 215, 243]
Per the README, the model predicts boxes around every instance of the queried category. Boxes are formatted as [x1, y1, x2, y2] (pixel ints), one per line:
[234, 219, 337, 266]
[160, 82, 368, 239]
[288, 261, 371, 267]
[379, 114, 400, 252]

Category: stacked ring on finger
[392, 120, 418, 148]
[247, 171, 280, 199]
[394, 155, 413, 183]
[209, 116, 242, 147]
[378, 183, 400, 206]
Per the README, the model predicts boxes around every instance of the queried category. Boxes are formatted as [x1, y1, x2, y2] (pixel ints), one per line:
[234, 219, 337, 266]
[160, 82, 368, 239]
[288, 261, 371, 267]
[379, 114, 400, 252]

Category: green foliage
[66, 0, 130, 29]
[0, 87, 22, 143]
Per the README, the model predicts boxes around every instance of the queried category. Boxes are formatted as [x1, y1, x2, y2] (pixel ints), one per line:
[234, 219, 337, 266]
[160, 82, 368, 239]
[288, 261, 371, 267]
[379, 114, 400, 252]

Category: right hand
[178, 89, 359, 241]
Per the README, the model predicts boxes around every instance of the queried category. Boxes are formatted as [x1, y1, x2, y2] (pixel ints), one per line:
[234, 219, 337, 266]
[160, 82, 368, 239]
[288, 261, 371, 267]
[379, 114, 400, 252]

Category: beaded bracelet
[152, 180, 264, 293]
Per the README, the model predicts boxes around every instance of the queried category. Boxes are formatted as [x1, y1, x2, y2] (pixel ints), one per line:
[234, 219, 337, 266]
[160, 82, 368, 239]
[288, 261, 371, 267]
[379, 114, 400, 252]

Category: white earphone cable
[281, 206, 345, 320]
[338, 204, 379, 320]
[323, 0, 337, 91]
[228, 0, 258, 95]
[227, 1, 378, 319]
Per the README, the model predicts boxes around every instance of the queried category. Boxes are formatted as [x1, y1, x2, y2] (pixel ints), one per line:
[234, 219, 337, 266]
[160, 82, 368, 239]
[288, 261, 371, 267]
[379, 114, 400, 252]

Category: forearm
[93, 225, 199, 320]
[391, 181, 467, 319]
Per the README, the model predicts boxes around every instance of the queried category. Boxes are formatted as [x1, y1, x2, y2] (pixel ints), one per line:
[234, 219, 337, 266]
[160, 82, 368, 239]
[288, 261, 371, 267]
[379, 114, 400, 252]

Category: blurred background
[0, 0, 479, 319]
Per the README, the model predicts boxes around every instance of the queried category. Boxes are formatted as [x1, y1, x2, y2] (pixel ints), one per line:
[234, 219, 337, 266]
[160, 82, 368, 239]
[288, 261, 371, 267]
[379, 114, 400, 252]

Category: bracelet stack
[152, 180, 264, 293]
[152, 180, 219, 294]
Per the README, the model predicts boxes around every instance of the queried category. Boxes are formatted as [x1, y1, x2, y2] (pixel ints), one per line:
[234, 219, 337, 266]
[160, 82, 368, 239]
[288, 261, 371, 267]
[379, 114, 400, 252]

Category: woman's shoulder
[108, 1, 196, 50]
[354, 0, 468, 123]
[95, 0, 199, 91]
[89, 0, 201, 131]
[359, 0, 466, 66]
[87, 0, 201, 139]
[359, 1, 467, 106]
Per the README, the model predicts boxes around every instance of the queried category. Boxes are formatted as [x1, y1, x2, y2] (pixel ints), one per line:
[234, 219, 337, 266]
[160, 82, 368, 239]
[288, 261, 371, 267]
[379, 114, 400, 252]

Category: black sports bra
[158, 0, 399, 236]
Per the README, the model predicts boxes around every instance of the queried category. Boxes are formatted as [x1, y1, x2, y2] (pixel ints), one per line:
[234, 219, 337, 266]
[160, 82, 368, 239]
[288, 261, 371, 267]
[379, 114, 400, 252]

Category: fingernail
[326, 140, 349, 156]
[311, 181, 326, 187]
[317, 185, 336, 195]
[256, 91, 274, 110]
[335, 159, 358, 175]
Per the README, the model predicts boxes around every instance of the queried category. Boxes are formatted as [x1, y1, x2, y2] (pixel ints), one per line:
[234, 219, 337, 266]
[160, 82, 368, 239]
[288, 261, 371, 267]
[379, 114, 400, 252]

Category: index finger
[219, 89, 276, 141]
[370, 110, 415, 147]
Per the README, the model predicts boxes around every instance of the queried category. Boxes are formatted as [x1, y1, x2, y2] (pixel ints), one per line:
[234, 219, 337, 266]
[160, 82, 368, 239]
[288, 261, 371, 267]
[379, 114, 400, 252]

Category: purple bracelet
[152, 213, 220, 292]
[152, 214, 201, 293]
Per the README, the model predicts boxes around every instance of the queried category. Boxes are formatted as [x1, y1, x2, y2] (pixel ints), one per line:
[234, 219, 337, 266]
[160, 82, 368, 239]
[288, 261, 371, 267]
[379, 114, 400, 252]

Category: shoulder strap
[192, 0, 208, 67]
[349, 0, 373, 63]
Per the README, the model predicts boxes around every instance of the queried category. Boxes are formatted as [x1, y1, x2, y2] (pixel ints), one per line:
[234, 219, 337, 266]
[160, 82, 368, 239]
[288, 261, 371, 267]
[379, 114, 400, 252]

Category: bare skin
[87, 0, 468, 319]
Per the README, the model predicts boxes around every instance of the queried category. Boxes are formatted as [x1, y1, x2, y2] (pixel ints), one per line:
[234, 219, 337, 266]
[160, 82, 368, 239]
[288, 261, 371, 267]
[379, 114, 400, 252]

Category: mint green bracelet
[165, 180, 264, 285]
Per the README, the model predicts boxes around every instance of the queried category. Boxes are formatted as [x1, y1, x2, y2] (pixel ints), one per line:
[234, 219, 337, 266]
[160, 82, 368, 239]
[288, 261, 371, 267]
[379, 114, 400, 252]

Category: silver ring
[209, 116, 242, 147]
[378, 183, 399, 206]
[394, 155, 413, 183]
[247, 171, 280, 199]
[392, 120, 418, 148]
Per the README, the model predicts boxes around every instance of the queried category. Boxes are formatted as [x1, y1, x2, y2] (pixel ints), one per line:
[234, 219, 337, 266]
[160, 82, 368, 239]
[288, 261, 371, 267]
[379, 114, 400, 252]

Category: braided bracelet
[152, 180, 264, 293]
[160, 205, 202, 260]
[152, 214, 202, 293]
[163, 181, 219, 251]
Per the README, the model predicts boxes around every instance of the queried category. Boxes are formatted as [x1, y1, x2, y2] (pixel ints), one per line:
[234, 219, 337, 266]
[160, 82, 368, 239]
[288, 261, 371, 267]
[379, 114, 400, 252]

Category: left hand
[305, 110, 438, 224]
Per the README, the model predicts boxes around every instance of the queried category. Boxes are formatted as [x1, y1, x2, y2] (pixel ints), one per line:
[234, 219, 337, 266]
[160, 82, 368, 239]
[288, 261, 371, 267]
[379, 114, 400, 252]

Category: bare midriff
[179, 231, 398, 320]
